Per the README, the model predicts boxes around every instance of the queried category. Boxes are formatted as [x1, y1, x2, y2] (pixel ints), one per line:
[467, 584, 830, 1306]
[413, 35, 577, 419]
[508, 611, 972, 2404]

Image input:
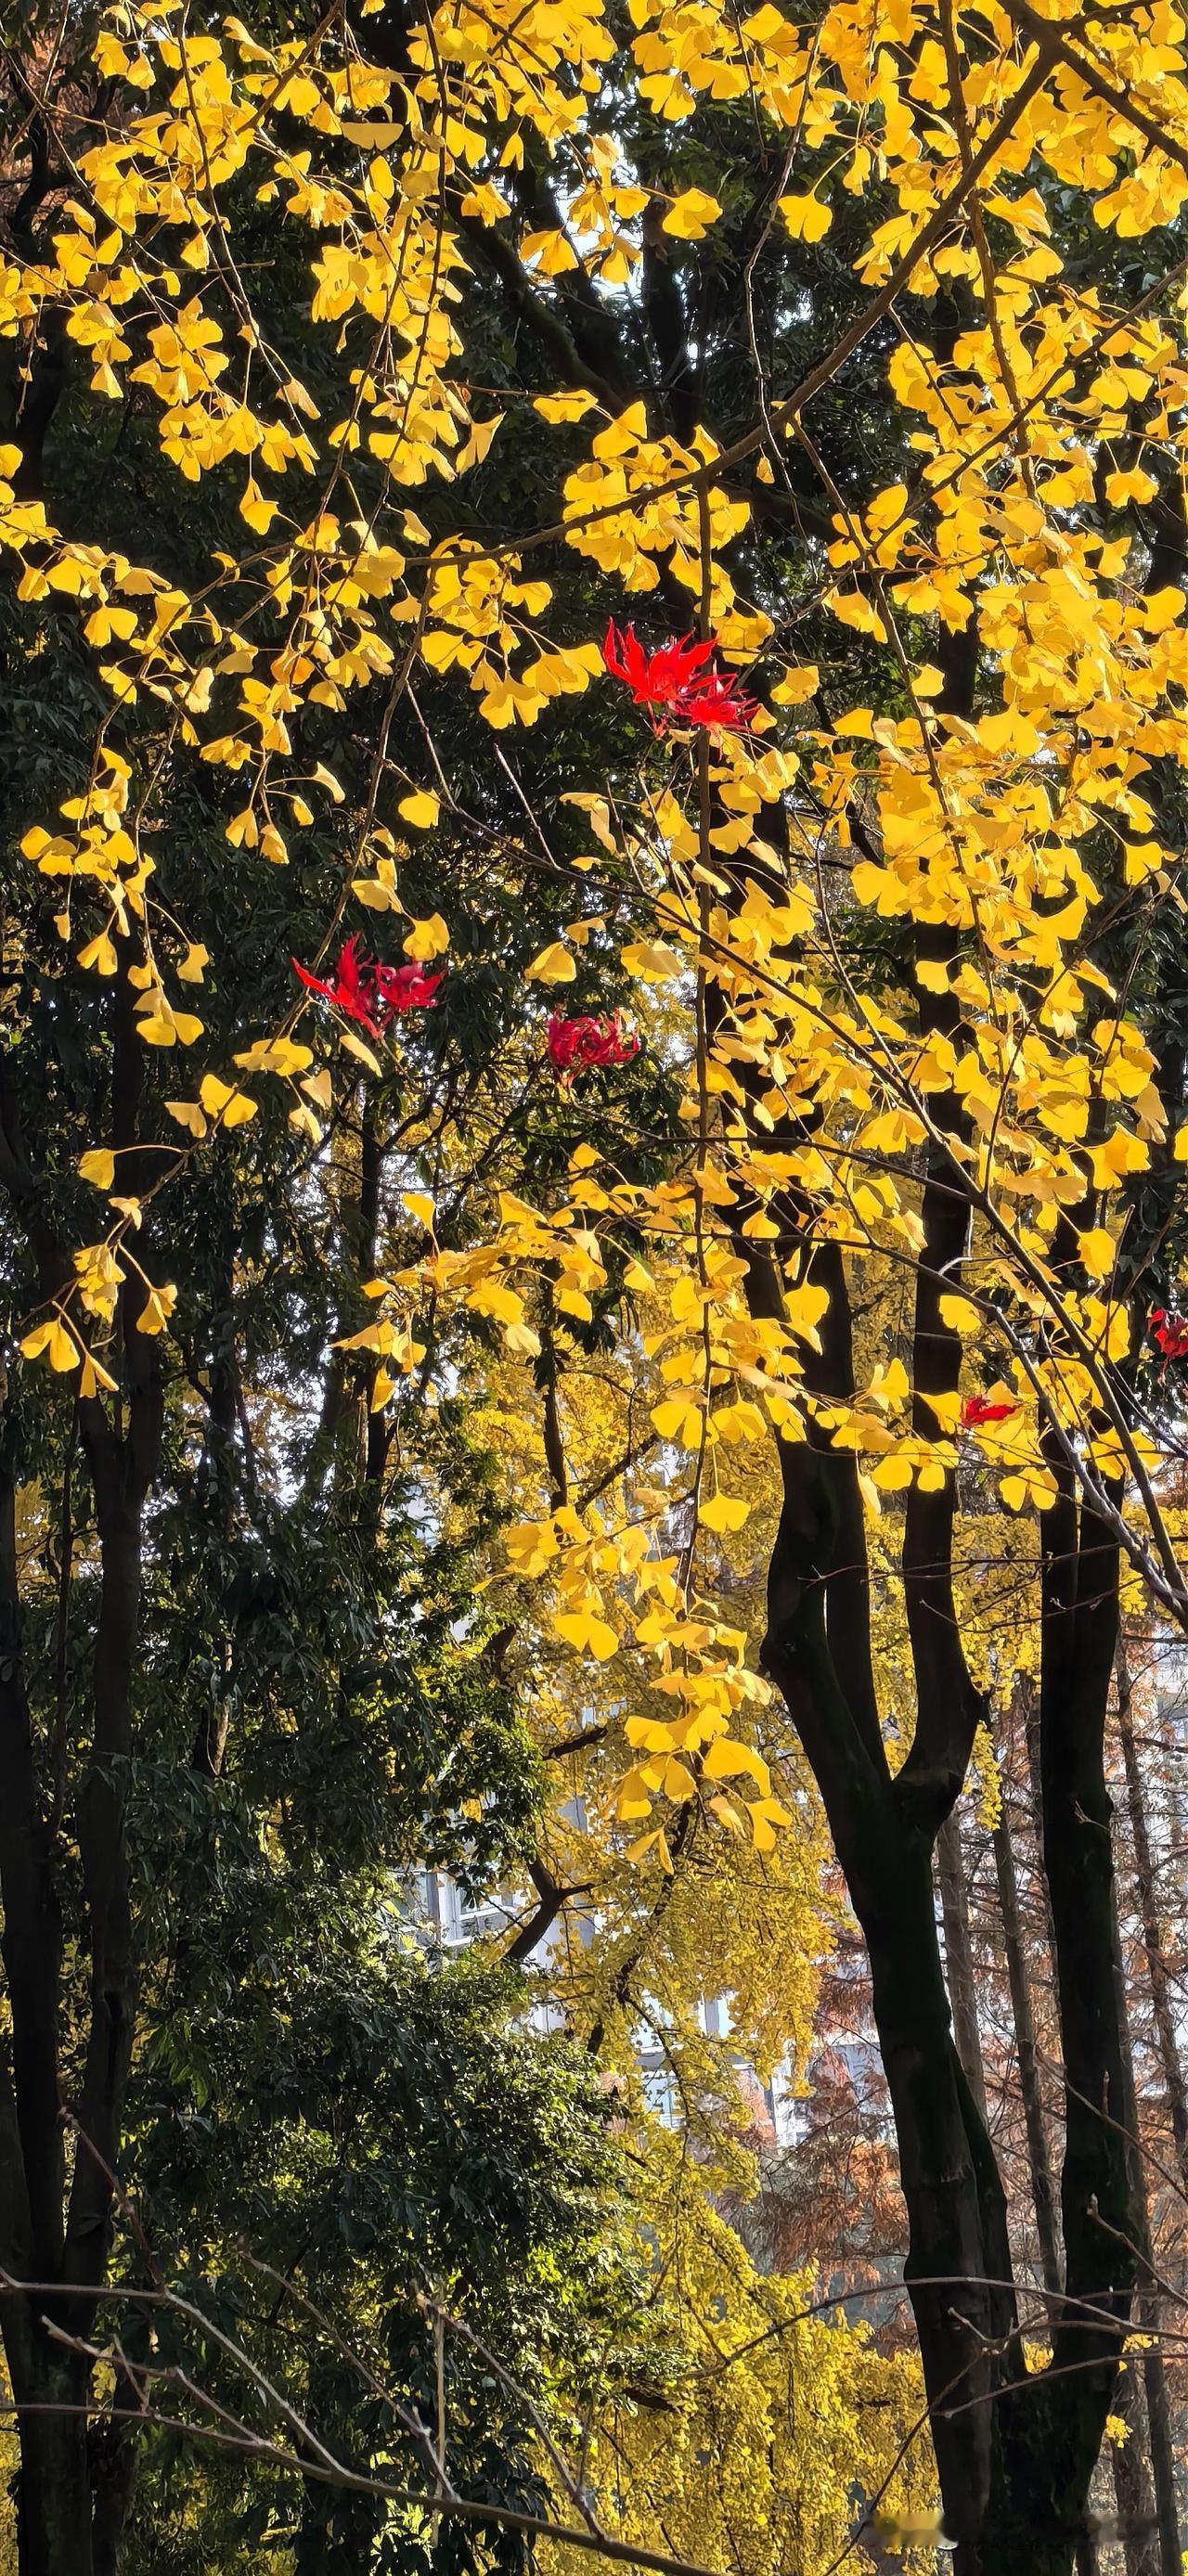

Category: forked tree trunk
[755, 1361, 1143, 2576]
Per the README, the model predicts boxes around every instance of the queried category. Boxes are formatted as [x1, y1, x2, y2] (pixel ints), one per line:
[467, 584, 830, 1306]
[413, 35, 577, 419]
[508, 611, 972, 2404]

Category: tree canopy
[4, 0, 1188, 2571]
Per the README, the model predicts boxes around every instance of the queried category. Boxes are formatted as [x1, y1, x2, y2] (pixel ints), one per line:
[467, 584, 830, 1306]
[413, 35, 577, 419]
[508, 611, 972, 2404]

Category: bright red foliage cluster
[547, 1011, 639, 1079]
[961, 1394, 1018, 1428]
[602, 622, 757, 735]
[292, 938, 443, 1033]
[1151, 1307, 1188, 1363]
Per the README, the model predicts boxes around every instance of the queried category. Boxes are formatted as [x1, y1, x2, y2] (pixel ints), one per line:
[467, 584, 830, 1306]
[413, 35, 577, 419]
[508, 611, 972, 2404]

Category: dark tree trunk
[1030, 1472, 1134, 2549]
[0, 1459, 96, 2576]
[936, 1807, 988, 2122]
[991, 1745, 1060, 2299]
[755, 1288, 1142, 2576]
[89, 2366, 142, 2576]
[10, 2352, 93, 2576]
[860, 1851, 1005, 2562]
[1108, 2342, 1159, 2576]
[0, 977, 163, 2570]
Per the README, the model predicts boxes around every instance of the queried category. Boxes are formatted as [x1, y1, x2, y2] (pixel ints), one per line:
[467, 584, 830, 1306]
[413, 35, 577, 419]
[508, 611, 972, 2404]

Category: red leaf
[961, 1395, 1018, 1428]
[547, 1011, 639, 1080]
[293, 940, 444, 1034]
[602, 621, 757, 735]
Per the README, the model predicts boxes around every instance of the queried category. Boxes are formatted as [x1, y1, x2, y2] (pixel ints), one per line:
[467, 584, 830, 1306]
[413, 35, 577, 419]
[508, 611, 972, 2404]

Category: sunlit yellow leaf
[778, 191, 832, 240]
[524, 943, 576, 985]
[165, 1101, 208, 1138]
[398, 790, 441, 829]
[404, 914, 449, 960]
[662, 187, 722, 239]
[702, 1738, 771, 1797]
[339, 1028, 383, 1075]
[621, 941, 682, 982]
[200, 1074, 258, 1127]
[554, 1607, 620, 1660]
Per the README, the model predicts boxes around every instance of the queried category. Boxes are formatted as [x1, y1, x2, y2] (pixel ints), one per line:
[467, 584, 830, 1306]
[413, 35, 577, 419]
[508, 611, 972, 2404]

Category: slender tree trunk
[89, 2363, 141, 2576]
[1134, 2323, 1181, 2576]
[936, 1808, 988, 2122]
[0, 1455, 95, 2576]
[1022, 1679, 1059, 1974]
[1115, 1638, 1188, 2188]
[1007, 1677, 1168, 2576]
[993, 1748, 1104, 2576]
[1110, 1654, 1182, 2576]
[992, 1771, 1061, 2298]
[1108, 2362, 1159, 2576]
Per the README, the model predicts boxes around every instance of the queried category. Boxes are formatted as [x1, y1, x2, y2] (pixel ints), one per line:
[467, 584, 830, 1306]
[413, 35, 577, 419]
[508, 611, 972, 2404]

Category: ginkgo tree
[6, 0, 1188, 2569]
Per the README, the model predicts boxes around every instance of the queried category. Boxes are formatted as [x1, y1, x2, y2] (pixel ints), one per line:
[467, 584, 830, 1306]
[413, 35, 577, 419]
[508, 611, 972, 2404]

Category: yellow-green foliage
[562, 2127, 929, 2576]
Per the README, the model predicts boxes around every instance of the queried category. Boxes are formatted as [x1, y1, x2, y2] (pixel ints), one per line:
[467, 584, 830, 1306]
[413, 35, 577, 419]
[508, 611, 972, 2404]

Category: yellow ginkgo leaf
[46, 1320, 82, 1372]
[22, 1315, 81, 1373]
[779, 191, 832, 240]
[138, 1009, 203, 1048]
[533, 391, 599, 423]
[397, 790, 440, 829]
[554, 1607, 620, 1660]
[403, 913, 449, 960]
[352, 874, 398, 911]
[708, 1794, 746, 1834]
[524, 943, 576, 984]
[165, 1100, 208, 1138]
[136, 1283, 178, 1336]
[702, 1737, 771, 1797]
[338, 1027, 383, 1075]
[239, 478, 278, 533]
[626, 1827, 673, 1873]
[621, 941, 682, 982]
[79, 1150, 116, 1190]
[747, 1797, 793, 1851]
[199, 1074, 258, 1127]
[77, 932, 118, 976]
[234, 1038, 312, 1076]
[662, 187, 722, 239]
[80, 1351, 119, 1398]
[700, 1492, 750, 1533]
[824, 587, 887, 641]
